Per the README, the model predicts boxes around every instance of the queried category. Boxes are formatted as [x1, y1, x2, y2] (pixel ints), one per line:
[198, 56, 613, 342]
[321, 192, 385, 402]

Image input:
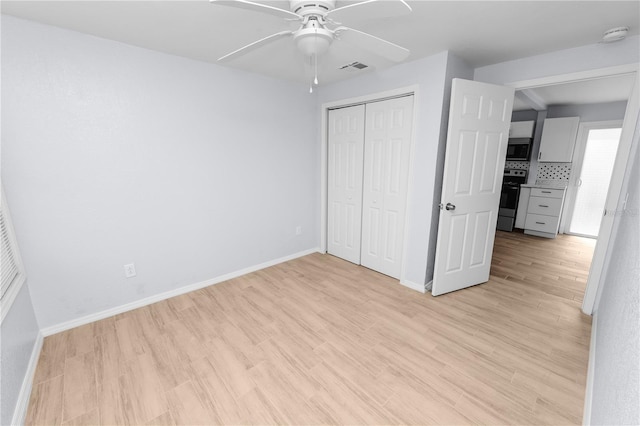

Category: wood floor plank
[309, 361, 398, 424]
[62, 352, 97, 422]
[96, 374, 127, 425]
[164, 381, 216, 425]
[237, 388, 287, 425]
[188, 358, 241, 424]
[248, 360, 320, 424]
[26, 375, 64, 425]
[31, 333, 67, 385]
[26, 231, 593, 425]
[64, 323, 96, 359]
[94, 330, 123, 386]
[118, 353, 167, 424]
[146, 411, 176, 426]
[62, 409, 99, 426]
[384, 385, 473, 425]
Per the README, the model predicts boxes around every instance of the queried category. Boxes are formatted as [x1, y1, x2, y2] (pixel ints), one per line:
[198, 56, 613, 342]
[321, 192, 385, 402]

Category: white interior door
[360, 96, 414, 279]
[327, 105, 366, 264]
[432, 79, 514, 296]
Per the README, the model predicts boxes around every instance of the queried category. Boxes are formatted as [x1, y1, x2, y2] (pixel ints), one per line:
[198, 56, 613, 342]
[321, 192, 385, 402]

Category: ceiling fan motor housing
[294, 19, 334, 57]
[290, 0, 336, 17]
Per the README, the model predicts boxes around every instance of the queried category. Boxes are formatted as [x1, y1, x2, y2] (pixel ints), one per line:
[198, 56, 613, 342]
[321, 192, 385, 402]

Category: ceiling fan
[210, 0, 412, 89]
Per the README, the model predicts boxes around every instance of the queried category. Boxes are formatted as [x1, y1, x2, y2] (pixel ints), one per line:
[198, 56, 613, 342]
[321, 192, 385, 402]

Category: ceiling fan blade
[325, 0, 411, 24]
[209, 0, 301, 21]
[334, 26, 409, 62]
[219, 31, 293, 62]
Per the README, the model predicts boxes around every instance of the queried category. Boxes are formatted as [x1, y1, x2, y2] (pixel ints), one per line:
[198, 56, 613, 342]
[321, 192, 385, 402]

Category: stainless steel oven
[497, 169, 527, 231]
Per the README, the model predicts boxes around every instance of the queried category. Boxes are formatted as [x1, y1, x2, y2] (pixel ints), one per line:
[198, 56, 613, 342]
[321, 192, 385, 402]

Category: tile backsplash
[504, 160, 530, 170]
[536, 162, 572, 187]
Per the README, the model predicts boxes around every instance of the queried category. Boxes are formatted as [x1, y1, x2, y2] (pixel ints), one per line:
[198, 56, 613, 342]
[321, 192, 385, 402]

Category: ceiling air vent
[339, 62, 369, 72]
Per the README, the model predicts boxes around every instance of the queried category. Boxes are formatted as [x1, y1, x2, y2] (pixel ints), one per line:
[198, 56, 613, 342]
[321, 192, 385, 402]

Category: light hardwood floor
[26, 230, 595, 425]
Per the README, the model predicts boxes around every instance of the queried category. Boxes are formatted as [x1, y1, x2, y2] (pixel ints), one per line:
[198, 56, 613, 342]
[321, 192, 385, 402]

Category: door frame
[505, 63, 639, 315]
[559, 119, 624, 237]
[320, 84, 420, 289]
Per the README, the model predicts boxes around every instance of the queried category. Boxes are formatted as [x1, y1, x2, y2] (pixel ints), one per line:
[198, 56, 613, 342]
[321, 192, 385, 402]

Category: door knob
[445, 203, 456, 211]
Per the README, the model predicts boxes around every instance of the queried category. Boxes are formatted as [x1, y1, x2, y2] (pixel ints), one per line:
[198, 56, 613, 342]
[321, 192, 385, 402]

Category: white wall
[513, 101, 628, 122]
[474, 35, 640, 85]
[589, 120, 639, 425]
[0, 284, 40, 426]
[547, 100, 628, 121]
[1, 15, 319, 329]
[316, 51, 472, 287]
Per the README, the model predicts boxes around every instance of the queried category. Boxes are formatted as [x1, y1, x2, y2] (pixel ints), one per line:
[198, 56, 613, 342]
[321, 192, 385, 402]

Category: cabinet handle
[538, 151, 542, 160]
[539, 205, 549, 208]
[541, 191, 551, 194]
[536, 221, 546, 225]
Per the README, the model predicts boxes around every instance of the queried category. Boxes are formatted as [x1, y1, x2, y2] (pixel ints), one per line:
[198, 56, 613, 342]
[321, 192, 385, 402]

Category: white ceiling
[2, 0, 638, 87]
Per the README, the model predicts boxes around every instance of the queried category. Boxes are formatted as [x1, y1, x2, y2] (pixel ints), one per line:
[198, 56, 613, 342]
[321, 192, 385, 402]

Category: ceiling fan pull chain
[313, 30, 319, 85]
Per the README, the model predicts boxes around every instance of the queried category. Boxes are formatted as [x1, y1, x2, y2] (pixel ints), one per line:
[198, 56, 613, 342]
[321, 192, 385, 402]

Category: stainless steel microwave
[506, 138, 532, 161]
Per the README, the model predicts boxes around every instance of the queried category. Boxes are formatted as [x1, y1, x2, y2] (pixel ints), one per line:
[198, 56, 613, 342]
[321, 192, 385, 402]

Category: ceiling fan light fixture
[294, 27, 333, 57]
[601, 26, 629, 43]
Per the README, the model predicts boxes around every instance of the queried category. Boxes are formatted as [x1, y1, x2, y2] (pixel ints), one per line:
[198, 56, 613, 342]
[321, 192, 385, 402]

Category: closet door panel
[327, 105, 366, 264]
[361, 96, 414, 278]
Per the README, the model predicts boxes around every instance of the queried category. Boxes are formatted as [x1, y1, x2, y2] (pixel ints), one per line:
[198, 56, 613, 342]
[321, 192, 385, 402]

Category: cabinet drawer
[527, 196, 563, 216]
[525, 213, 560, 234]
[531, 188, 564, 199]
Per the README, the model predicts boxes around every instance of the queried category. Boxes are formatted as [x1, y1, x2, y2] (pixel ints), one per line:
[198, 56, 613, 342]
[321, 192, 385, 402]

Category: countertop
[521, 183, 567, 190]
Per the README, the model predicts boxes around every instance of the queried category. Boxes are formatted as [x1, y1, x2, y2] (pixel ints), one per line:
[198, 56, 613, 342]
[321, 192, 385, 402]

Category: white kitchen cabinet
[514, 186, 530, 229]
[509, 120, 535, 138]
[538, 117, 579, 162]
[524, 188, 566, 238]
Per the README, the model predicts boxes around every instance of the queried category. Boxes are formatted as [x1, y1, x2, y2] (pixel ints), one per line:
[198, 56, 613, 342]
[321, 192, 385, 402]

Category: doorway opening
[495, 68, 637, 315]
[565, 123, 622, 238]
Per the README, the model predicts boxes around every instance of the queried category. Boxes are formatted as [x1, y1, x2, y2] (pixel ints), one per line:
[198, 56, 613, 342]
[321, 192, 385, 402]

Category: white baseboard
[41, 248, 320, 336]
[425, 280, 433, 292]
[12, 331, 44, 426]
[400, 279, 426, 293]
[582, 311, 598, 425]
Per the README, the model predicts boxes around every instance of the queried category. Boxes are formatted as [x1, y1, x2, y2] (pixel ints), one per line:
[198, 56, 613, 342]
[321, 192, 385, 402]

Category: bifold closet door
[327, 105, 366, 264]
[360, 96, 414, 279]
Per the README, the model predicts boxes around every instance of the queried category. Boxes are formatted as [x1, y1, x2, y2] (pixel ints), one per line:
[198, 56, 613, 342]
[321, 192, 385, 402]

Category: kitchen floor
[492, 230, 596, 303]
[26, 231, 595, 425]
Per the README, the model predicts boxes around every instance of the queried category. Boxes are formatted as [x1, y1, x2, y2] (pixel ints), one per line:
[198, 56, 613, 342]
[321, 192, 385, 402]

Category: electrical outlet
[124, 263, 136, 278]
[295, 226, 302, 235]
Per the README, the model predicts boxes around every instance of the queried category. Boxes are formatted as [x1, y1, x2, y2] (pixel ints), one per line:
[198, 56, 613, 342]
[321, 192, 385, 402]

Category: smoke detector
[601, 26, 629, 43]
